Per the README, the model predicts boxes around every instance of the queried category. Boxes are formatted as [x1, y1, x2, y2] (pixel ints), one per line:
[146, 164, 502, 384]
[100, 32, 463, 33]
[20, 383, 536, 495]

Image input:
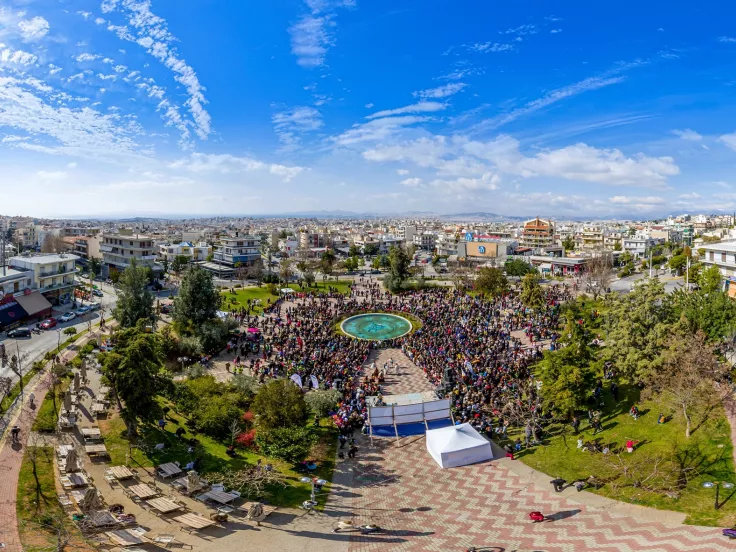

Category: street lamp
[177, 357, 188, 372]
[702, 481, 734, 509]
[299, 476, 326, 510]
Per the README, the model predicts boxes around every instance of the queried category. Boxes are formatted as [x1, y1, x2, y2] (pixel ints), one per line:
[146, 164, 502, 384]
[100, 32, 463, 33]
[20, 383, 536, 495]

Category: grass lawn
[99, 405, 338, 509]
[16, 446, 94, 552]
[221, 281, 354, 314]
[32, 378, 70, 433]
[508, 384, 736, 526]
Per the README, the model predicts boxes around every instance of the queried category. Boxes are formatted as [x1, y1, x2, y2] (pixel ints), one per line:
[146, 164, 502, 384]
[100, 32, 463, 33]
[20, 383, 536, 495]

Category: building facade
[213, 234, 260, 267]
[8, 253, 79, 304]
[519, 218, 555, 249]
[101, 232, 157, 273]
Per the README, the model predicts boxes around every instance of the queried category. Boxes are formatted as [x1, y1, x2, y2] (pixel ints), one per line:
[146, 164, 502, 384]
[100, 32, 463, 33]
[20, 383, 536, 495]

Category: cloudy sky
[0, 0, 735, 218]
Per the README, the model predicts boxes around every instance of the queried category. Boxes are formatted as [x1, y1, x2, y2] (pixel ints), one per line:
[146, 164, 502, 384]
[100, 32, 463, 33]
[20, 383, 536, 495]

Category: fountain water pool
[340, 313, 413, 340]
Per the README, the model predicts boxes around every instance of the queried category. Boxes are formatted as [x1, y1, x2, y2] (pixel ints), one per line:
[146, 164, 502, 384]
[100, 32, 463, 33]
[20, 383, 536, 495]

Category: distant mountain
[440, 212, 529, 222]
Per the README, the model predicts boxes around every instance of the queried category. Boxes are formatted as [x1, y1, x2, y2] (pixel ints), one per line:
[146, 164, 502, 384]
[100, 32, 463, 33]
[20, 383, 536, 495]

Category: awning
[14, 291, 53, 317]
[0, 301, 28, 328]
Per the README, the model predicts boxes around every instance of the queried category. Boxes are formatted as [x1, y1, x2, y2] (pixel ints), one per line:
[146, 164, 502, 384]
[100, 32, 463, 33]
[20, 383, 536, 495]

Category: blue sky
[0, 0, 735, 218]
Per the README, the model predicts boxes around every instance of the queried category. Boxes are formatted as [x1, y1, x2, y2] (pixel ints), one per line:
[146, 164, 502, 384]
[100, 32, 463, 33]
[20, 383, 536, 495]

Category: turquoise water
[340, 313, 412, 340]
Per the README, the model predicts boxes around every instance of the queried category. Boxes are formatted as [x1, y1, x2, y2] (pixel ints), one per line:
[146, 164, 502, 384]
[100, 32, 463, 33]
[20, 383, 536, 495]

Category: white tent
[425, 423, 493, 469]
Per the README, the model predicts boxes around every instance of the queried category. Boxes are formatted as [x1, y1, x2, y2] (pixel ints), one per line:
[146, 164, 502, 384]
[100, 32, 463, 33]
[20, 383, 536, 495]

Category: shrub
[63, 327, 77, 337]
[235, 428, 257, 449]
[256, 426, 317, 462]
[178, 335, 203, 357]
[266, 283, 278, 296]
[189, 394, 244, 440]
[252, 379, 309, 430]
[304, 389, 342, 418]
[197, 318, 230, 353]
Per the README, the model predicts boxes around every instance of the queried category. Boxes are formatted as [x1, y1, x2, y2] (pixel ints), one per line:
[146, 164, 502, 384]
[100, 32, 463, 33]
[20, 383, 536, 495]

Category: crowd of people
[222, 276, 573, 441]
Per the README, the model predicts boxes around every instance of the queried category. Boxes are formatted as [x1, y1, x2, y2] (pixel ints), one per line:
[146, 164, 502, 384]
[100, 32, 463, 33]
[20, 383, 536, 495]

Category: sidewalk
[0, 327, 106, 552]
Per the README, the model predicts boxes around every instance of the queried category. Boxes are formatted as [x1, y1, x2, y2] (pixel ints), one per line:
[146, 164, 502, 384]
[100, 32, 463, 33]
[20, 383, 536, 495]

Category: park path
[340, 347, 734, 552]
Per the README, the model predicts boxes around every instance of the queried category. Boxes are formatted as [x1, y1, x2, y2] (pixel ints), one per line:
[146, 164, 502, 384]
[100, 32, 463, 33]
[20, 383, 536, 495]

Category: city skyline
[0, 0, 735, 217]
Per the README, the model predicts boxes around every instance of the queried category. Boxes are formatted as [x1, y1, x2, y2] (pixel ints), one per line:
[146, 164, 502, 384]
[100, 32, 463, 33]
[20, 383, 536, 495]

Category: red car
[40, 318, 57, 330]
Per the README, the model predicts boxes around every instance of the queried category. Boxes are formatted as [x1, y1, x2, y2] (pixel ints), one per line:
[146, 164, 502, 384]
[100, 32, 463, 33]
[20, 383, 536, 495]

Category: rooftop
[9, 253, 80, 264]
[700, 242, 736, 253]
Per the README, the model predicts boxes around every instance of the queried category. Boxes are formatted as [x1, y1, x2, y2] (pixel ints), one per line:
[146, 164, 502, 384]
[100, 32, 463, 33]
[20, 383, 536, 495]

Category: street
[0, 282, 118, 383]
[609, 272, 686, 294]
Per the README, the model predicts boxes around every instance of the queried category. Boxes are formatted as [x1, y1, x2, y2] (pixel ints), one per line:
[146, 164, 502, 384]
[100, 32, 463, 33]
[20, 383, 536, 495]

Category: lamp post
[702, 481, 734, 509]
[177, 357, 188, 372]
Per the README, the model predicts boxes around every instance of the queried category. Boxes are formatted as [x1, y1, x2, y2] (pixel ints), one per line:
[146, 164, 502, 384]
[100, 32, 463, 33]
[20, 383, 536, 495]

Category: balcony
[39, 266, 77, 278]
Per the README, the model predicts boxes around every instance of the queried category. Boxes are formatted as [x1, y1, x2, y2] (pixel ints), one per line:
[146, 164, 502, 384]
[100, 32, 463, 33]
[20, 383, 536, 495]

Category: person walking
[571, 415, 580, 434]
[550, 478, 566, 492]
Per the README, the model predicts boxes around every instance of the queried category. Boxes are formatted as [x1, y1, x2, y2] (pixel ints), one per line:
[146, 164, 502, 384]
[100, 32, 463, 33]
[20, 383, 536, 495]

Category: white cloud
[288, 0, 354, 68]
[396, 169, 409, 175]
[365, 103, 374, 108]
[335, 115, 432, 146]
[550, 29, 562, 34]
[67, 162, 78, 169]
[95, 17, 107, 25]
[76, 53, 100, 62]
[502, 24, 538, 37]
[0, 75, 145, 161]
[678, 192, 701, 199]
[367, 101, 445, 120]
[289, 15, 332, 68]
[400, 177, 422, 187]
[18, 17, 50, 40]
[719, 37, 736, 43]
[609, 195, 665, 205]
[672, 129, 702, 141]
[272, 106, 323, 148]
[471, 75, 625, 133]
[101, 0, 211, 141]
[0, 47, 37, 66]
[170, 153, 305, 181]
[432, 173, 499, 192]
[719, 133, 736, 151]
[413, 83, 467, 99]
[48, 64, 62, 75]
[469, 42, 514, 53]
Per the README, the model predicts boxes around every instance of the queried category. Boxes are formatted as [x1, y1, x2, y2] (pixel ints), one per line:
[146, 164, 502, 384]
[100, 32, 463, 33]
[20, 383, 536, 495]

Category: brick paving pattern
[0, 371, 51, 552]
[344, 349, 733, 552]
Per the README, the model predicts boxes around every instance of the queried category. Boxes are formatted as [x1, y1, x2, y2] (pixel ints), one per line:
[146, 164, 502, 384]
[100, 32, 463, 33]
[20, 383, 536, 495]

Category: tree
[602, 279, 678, 382]
[348, 244, 361, 257]
[100, 323, 170, 436]
[363, 243, 380, 256]
[247, 258, 264, 285]
[613, 241, 622, 251]
[474, 267, 509, 298]
[161, 256, 170, 275]
[197, 318, 233, 352]
[385, 245, 412, 292]
[562, 235, 575, 252]
[699, 264, 723, 294]
[674, 286, 736, 341]
[451, 265, 473, 292]
[174, 265, 220, 331]
[320, 250, 336, 281]
[505, 259, 537, 278]
[279, 258, 293, 286]
[112, 259, 154, 328]
[371, 257, 381, 270]
[303, 263, 316, 287]
[643, 331, 728, 438]
[252, 379, 308, 429]
[171, 255, 190, 276]
[520, 273, 544, 310]
[304, 389, 343, 418]
[584, 252, 614, 299]
[88, 257, 102, 278]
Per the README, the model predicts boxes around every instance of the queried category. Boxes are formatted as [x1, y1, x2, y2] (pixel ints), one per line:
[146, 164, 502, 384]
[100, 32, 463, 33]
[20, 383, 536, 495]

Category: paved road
[610, 272, 685, 294]
[0, 282, 118, 383]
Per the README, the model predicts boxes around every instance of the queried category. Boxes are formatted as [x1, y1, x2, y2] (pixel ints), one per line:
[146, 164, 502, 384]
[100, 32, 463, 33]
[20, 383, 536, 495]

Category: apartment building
[396, 225, 417, 242]
[8, 253, 79, 305]
[100, 232, 157, 274]
[63, 235, 101, 263]
[579, 226, 605, 251]
[159, 242, 212, 261]
[213, 233, 260, 267]
[413, 232, 437, 251]
[700, 242, 736, 295]
[519, 218, 555, 249]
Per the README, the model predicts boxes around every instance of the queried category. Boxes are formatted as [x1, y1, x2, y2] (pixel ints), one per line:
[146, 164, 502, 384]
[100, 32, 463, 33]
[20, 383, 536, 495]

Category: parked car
[160, 304, 173, 314]
[75, 306, 91, 316]
[59, 312, 76, 323]
[40, 318, 58, 330]
[7, 327, 31, 338]
[88, 303, 102, 312]
[92, 289, 103, 297]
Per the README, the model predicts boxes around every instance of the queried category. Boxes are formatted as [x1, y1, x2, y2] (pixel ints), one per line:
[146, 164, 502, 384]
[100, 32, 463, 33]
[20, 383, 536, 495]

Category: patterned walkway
[341, 348, 733, 552]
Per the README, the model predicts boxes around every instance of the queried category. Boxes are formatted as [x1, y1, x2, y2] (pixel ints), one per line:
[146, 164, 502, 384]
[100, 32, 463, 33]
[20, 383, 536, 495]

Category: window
[722, 252, 727, 262]
[710, 252, 714, 261]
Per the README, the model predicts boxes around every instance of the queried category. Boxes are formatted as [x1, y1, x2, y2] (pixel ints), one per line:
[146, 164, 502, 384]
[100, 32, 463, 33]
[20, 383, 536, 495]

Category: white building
[8, 253, 79, 305]
[622, 237, 657, 259]
[101, 232, 157, 274]
[213, 234, 261, 267]
[159, 242, 212, 262]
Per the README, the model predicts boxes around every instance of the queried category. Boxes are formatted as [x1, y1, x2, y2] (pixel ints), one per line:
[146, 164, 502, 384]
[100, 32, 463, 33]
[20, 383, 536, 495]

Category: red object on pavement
[529, 511, 545, 522]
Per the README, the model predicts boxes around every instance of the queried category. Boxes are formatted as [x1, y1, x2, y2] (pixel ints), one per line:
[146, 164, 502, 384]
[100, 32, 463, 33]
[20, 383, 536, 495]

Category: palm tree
[279, 258, 293, 286]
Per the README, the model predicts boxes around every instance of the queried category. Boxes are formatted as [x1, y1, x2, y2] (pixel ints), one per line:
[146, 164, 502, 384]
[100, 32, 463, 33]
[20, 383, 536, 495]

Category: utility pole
[686, 256, 690, 292]
[649, 249, 653, 279]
